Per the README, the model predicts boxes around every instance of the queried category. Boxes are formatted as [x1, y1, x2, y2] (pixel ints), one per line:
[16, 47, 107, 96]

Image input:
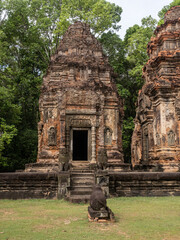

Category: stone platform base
[133, 163, 180, 172]
[25, 163, 59, 172]
[109, 172, 180, 197]
[107, 161, 131, 172]
[88, 206, 115, 222]
[0, 171, 180, 200]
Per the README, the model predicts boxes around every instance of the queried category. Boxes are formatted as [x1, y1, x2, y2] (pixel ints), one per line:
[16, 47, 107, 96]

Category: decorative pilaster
[91, 126, 96, 163]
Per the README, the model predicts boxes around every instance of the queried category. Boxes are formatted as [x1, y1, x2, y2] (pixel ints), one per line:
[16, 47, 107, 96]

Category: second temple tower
[131, 6, 180, 172]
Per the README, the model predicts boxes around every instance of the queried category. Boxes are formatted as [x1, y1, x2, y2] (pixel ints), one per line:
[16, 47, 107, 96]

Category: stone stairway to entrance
[67, 170, 95, 203]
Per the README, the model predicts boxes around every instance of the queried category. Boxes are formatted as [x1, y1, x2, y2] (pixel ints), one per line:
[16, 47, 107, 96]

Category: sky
[108, 0, 173, 38]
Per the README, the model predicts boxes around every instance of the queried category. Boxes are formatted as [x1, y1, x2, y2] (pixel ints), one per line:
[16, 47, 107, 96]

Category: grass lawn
[0, 197, 180, 240]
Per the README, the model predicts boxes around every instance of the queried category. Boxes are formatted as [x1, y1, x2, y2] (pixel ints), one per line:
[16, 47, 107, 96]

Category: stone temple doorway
[73, 130, 88, 161]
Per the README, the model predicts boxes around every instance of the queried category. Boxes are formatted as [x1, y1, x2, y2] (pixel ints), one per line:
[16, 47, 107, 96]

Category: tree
[99, 31, 126, 74]
[56, 0, 122, 37]
[118, 16, 157, 162]
[0, 0, 60, 171]
[0, 0, 122, 171]
[0, 21, 21, 169]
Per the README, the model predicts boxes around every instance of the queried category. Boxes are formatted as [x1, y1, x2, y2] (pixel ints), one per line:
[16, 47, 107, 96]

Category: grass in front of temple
[0, 197, 180, 240]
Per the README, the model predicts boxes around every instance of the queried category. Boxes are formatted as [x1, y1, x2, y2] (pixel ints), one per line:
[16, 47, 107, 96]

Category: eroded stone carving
[156, 133, 161, 146]
[48, 127, 56, 146]
[44, 109, 48, 123]
[59, 148, 69, 171]
[88, 185, 115, 222]
[105, 127, 112, 145]
[168, 130, 175, 146]
[97, 149, 108, 170]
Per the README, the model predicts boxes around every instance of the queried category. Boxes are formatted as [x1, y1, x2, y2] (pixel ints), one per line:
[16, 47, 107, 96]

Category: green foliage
[118, 16, 157, 161]
[99, 31, 126, 74]
[0, 0, 51, 170]
[2, 128, 38, 171]
[0, 0, 123, 171]
[56, 0, 122, 36]
[122, 117, 134, 162]
[158, 0, 180, 25]
[124, 16, 157, 95]
[0, 119, 17, 166]
[99, 16, 157, 162]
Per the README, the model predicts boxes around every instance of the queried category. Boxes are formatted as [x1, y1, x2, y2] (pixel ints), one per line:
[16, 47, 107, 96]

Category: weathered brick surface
[109, 172, 180, 197]
[31, 21, 124, 172]
[1, 172, 180, 199]
[131, 6, 180, 172]
[0, 172, 58, 199]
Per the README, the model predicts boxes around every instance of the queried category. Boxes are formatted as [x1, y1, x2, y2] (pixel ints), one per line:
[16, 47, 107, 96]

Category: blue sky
[108, 0, 173, 38]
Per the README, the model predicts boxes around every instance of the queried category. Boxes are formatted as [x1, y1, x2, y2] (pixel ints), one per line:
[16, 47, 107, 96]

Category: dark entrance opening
[73, 130, 88, 161]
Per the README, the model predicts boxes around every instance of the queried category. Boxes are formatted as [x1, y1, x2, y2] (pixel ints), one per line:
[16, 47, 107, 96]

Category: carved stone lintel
[70, 119, 91, 127]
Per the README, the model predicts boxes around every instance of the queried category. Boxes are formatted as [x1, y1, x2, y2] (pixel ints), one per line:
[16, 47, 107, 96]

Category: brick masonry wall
[109, 172, 180, 197]
[0, 172, 180, 199]
[0, 172, 58, 199]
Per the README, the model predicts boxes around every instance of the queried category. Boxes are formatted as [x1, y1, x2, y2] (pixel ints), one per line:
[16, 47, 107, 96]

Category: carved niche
[104, 127, 112, 145]
[43, 109, 48, 123]
[137, 93, 152, 123]
[168, 130, 175, 146]
[156, 133, 161, 146]
[48, 126, 57, 146]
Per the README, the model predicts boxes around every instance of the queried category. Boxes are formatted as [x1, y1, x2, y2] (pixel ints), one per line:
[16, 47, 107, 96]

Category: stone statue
[105, 128, 112, 145]
[59, 148, 69, 171]
[168, 130, 175, 146]
[44, 109, 48, 123]
[48, 127, 56, 146]
[156, 133, 161, 146]
[97, 149, 108, 170]
[88, 185, 114, 221]
[137, 93, 152, 123]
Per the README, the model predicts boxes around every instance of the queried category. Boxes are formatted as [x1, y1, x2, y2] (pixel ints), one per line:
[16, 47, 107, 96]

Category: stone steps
[67, 195, 91, 203]
[68, 170, 95, 203]
[71, 161, 90, 171]
[70, 189, 92, 196]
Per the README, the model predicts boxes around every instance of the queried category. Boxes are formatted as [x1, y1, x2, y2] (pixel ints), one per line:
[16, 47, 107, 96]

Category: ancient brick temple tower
[131, 6, 180, 172]
[27, 22, 124, 172]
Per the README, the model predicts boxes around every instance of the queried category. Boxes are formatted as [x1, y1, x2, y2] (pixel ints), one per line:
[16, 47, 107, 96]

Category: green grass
[0, 197, 180, 240]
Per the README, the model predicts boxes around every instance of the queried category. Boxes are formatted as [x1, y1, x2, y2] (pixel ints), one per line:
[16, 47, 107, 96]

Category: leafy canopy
[57, 0, 122, 36]
[0, 0, 122, 171]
